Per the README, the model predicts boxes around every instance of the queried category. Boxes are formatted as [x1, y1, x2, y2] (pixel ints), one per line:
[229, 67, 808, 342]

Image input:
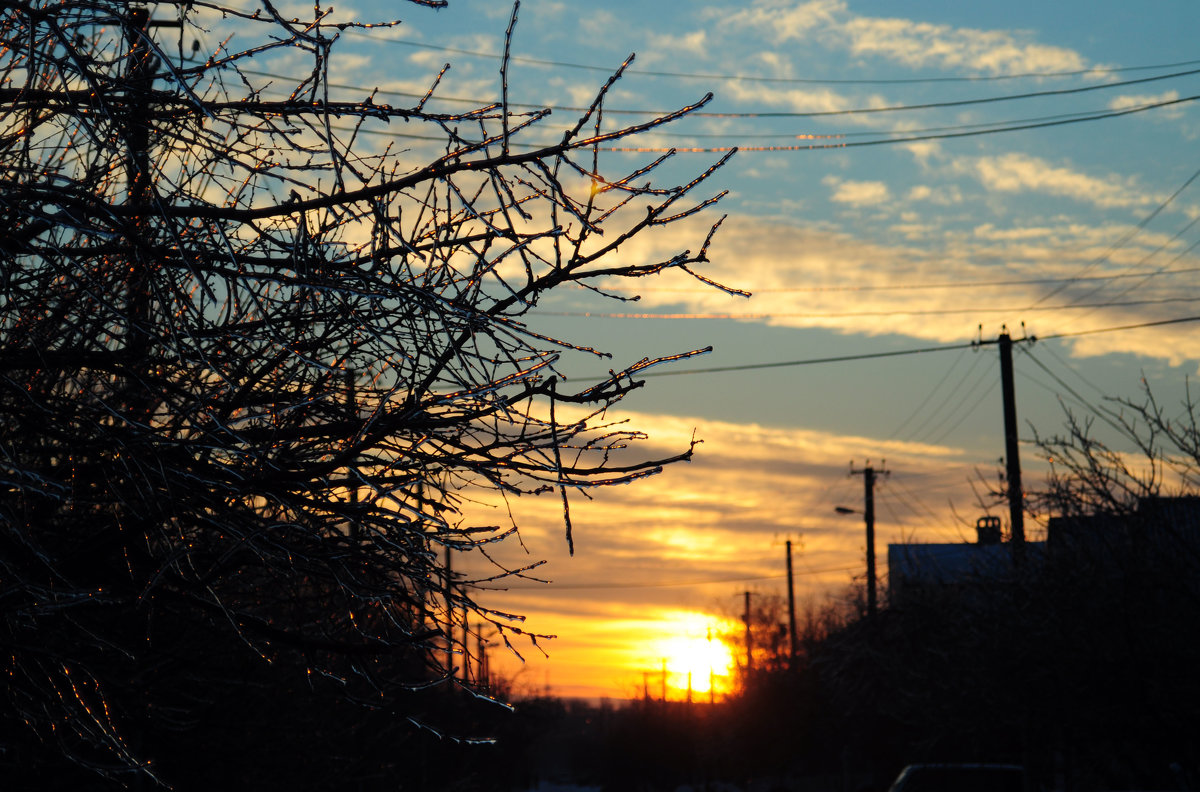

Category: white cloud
[965, 153, 1148, 210]
[891, 222, 935, 240]
[724, 81, 864, 117]
[1109, 90, 1184, 119]
[579, 210, 1200, 363]
[842, 17, 1085, 74]
[722, 0, 844, 43]
[647, 29, 709, 58]
[825, 176, 891, 206]
[579, 9, 619, 39]
[726, 0, 1088, 75]
[972, 223, 1055, 241]
[902, 140, 943, 166]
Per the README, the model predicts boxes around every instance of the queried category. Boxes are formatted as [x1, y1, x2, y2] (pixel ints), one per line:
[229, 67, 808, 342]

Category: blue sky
[235, 0, 1200, 697]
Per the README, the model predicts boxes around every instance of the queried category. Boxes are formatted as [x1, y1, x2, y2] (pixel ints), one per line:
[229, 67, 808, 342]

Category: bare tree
[1029, 382, 1200, 519]
[0, 0, 733, 783]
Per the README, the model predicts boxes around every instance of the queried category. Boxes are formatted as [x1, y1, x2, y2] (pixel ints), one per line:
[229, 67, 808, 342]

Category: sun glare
[652, 611, 736, 699]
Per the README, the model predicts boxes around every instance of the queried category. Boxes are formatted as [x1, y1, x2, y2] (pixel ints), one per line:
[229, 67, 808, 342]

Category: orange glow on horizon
[649, 611, 737, 700]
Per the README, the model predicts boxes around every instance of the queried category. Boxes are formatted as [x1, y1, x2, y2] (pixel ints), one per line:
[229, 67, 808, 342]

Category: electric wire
[1019, 345, 1139, 443]
[665, 66, 1200, 119]
[1036, 341, 1112, 400]
[537, 292, 1200, 320]
[589, 264, 1200, 296]
[344, 31, 1200, 87]
[887, 346, 972, 440]
[327, 104, 1130, 145]
[879, 498, 907, 542]
[475, 564, 861, 590]
[632, 106, 1184, 139]
[321, 94, 1197, 153]
[1028, 163, 1200, 310]
[188, 56, 1200, 157]
[622, 315, 1200, 378]
[909, 360, 993, 444]
[1037, 313, 1200, 341]
[900, 349, 988, 443]
[813, 471, 864, 526]
[197, 55, 1200, 122]
[1017, 362, 1093, 415]
[1052, 220, 1200, 330]
[880, 477, 945, 537]
[928, 379, 1000, 448]
[594, 93, 1199, 151]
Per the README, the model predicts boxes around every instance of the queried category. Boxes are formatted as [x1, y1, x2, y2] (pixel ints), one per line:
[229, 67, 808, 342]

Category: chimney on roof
[976, 516, 1002, 545]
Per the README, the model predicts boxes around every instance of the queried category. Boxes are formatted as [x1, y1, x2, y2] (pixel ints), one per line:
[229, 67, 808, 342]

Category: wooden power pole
[786, 540, 798, 666]
[998, 330, 1026, 554]
[849, 464, 886, 617]
[742, 590, 753, 674]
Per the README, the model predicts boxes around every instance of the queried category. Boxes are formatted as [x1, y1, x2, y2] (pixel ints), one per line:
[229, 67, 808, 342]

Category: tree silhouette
[0, 0, 732, 784]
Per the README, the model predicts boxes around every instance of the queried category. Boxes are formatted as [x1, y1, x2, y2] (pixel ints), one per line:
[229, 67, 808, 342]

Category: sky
[227, 0, 1200, 699]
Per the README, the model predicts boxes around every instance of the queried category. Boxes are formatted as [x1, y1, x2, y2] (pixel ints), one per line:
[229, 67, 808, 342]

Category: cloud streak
[966, 153, 1151, 209]
[724, 0, 1089, 75]
[464, 407, 981, 698]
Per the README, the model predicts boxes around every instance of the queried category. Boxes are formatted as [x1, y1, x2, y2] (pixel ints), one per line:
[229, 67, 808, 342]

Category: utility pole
[863, 466, 877, 618]
[346, 368, 359, 544]
[476, 622, 488, 690]
[785, 540, 797, 667]
[444, 544, 455, 685]
[461, 602, 470, 683]
[998, 330, 1026, 555]
[123, 9, 180, 217]
[708, 626, 716, 705]
[848, 463, 887, 618]
[121, 8, 178, 414]
[742, 590, 753, 675]
[124, 7, 155, 209]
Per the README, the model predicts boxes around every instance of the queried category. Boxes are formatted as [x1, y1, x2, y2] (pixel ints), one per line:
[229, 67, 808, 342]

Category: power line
[1036, 341, 1109, 400]
[1030, 163, 1200, 310]
[198, 59, 1200, 154]
[1052, 219, 1200, 328]
[537, 293, 1200, 320]
[588, 264, 1200, 296]
[324, 94, 1200, 154]
[473, 564, 861, 591]
[880, 477, 947, 536]
[928, 378, 1000, 448]
[620, 315, 1200, 378]
[906, 352, 991, 445]
[887, 346, 973, 440]
[344, 31, 1200, 87]
[688, 66, 1200, 119]
[635, 342, 981, 377]
[609, 106, 1164, 139]
[1038, 313, 1200, 340]
[331, 104, 1125, 145]
[593, 93, 1200, 152]
[206, 54, 1200, 121]
[1019, 346, 1139, 443]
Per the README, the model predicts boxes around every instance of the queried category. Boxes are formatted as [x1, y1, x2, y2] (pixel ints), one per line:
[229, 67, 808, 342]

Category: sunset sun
[652, 612, 737, 699]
